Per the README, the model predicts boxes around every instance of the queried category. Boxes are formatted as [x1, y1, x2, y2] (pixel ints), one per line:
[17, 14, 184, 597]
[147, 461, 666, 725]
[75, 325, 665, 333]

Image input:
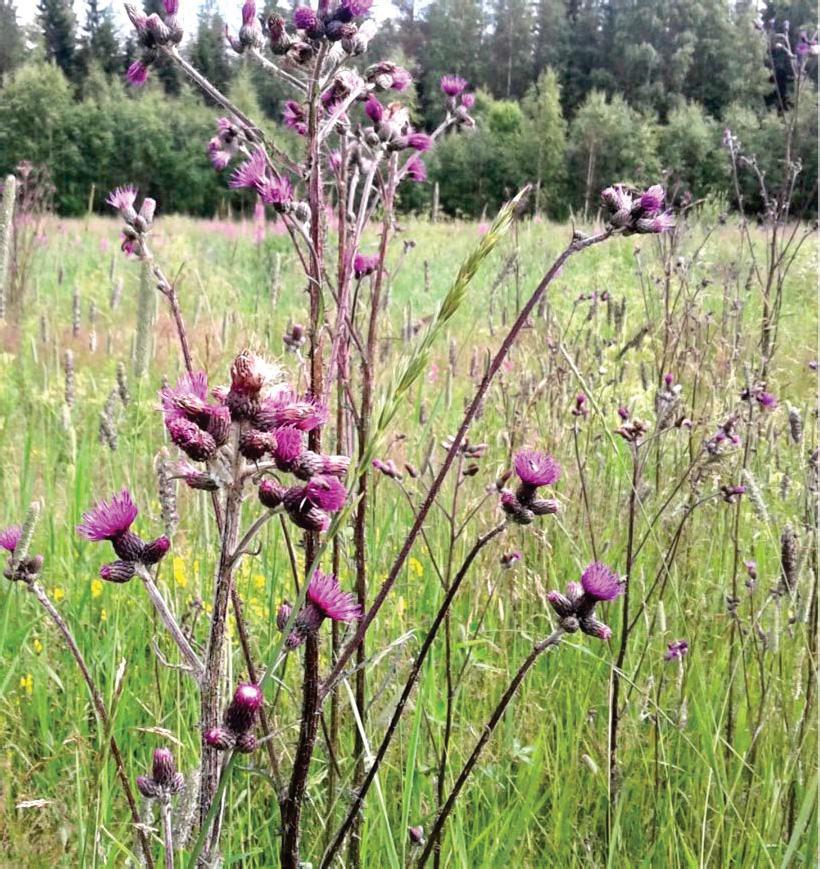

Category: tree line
[0, 0, 816, 218]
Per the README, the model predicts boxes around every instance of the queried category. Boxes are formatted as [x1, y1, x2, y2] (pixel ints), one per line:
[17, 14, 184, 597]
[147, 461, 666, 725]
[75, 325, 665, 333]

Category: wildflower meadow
[0, 2, 817, 867]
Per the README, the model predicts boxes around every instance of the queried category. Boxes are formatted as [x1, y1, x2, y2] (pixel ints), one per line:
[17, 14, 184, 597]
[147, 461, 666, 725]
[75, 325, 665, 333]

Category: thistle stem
[418, 629, 565, 864]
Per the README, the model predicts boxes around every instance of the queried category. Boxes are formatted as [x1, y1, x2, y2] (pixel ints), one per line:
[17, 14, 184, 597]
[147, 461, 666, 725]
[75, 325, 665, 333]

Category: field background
[0, 211, 817, 866]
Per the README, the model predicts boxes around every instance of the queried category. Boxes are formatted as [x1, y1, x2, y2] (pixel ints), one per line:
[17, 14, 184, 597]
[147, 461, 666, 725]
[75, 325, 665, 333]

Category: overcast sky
[16, 0, 398, 34]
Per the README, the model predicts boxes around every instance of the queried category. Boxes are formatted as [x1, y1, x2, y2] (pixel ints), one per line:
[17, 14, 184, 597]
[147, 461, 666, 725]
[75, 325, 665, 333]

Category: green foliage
[568, 90, 660, 214]
[658, 102, 724, 199]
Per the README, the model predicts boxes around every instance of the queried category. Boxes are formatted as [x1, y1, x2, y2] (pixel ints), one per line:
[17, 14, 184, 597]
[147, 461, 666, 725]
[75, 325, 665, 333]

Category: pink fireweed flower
[0, 525, 22, 553]
[286, 571, 362, 649]
[354, 252, 380, 278]
[664, 640, 689, 662]
[405, 156, 427, 183]
[126, 60, 149, 87]
[440, 74, 468, 96]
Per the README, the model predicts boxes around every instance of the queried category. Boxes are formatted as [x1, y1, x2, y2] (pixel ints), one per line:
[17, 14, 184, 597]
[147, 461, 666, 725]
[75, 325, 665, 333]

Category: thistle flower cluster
[740, 384, 778, 411]
[277, 570, 361, 650]
[204, 682, 264, 753]
[0, 525, 44, 583]
[124, 1, 183, 87]
[547, 562, 624, 640]
[705, 414, 741, 458]
[600, 184, 675, 234]
[161, 352, 348, 534]
[106, 186, 156, 256]
[136, 747, 184, 801]
[77, 489, 169, 583]
[499, 450, 561, 525]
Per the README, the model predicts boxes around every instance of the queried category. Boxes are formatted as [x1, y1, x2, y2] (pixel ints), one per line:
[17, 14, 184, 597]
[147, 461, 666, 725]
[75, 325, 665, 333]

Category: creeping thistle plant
[3, 1, 681, 866]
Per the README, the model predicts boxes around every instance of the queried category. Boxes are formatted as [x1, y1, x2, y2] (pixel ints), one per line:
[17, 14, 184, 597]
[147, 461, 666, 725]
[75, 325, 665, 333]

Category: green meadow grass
[0, 211, 816, 866]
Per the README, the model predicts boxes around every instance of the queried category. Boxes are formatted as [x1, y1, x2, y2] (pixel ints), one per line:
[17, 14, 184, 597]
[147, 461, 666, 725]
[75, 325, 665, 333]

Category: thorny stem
[321, 522, 507, 866]
[322, 228, 613, 700]
[27, 582, 155, 869]
[418, 629, 565, 864]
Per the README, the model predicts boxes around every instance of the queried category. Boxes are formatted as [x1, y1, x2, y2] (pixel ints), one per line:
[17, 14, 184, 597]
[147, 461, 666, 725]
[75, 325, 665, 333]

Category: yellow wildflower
[173, 556, 188, 588]
[33, 639, 43, 655]
[409, 557, 424, 577]
[19, 674, 33, 695]
[53, 587, 65, 602]
[91, 579, 103, 599]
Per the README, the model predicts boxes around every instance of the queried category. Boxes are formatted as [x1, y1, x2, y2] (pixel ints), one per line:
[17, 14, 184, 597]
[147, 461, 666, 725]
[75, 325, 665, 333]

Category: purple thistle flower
[167, 417, 218, 462]
[256, 390, 329, 432]
[126, 61, 149, 87]
[77, 489, 139, 542]
[580, 562, 623, 602]
[364, 95, 384, 123]
[203, 726, 235, 750]
[601, 185, 632, 213]
[340, 0, 372, 16]
[283, 100, 308, 136]
[258, 175, 293, 207]
[293, 6, 317, 29]
[224, 682, 263, 734]
[390, 66, 412, 90]
[307, 570, 362, 621]
[160, 371, 213, 429]
[107, 185, 138, 215]
[272, 426, 304, 469]
[721, 484, 746, 503]
[663, 372, 674, 387]
[229, 148, 267, 190]
[513, 450, 561, 489]
[500, 550, 522, 569]
[241, 0, 256, 26]
[440, 74, 468, 97]
[636, 212, 675, 234]
[259, 479, 287, 510]
[276, 600, 293, 631]
[0, 525, 22, 553]
[639, 184, 664, 216]
[405, 156, 427, 183]
[407, 132, 432, 152]
[755, 391, 778, 410]
[617, 405, 630, 421]
[664, 639, 689, 661]
[744, 559, 757, 581]
[304, 475, 347, 512]
[461, 92, 475, 109]
[354, 252, 380, 278]
[163, 0, 179, 13]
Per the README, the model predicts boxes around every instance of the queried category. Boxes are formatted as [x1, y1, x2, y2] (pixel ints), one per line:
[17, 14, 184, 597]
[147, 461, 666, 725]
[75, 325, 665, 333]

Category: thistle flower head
[241, 0, 256, 26]
[293, 6, 318, 30]
[407, 132, 432, 152]
[160, 371, 210, 424]
[664, 639, 689, 661]
[364, 95, 384, 123]
[256, 389, 329, 431]
[258, 175, 293, 207]
[0, 525, 22, 553]
[500, 550, 522, 569]
[601, 185, 632, 212]
[273, 426, 304, 465]
[259, 479, 287, 510]
[224, 682, 263, 735]
[755, 391, 778, 410]
[461, 92, 475, 109]
[229, 148, 268, 191]
[126, 61, 149, 87]
[340, 0, 373, 17]
[636, 212, 675, 234]
[440, 74, 468, 96]
[77, 489, 138, 542]
[152, 747, 177, 786]
[100, 560, 137, 583]
[405, 156, 427, 183]
[307, 570, 362, 622]
[230, 350, 283, 397]
[167, 417, 218, 461]
[283, 100, 307, 136]
[305, 475, 347, 512]
[354, 252, 380, 278]
[580, 562, 623, 602]
[638, 184, 664, 215]
[106, 186, 138, 214]
[514, 450, 561, 488]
